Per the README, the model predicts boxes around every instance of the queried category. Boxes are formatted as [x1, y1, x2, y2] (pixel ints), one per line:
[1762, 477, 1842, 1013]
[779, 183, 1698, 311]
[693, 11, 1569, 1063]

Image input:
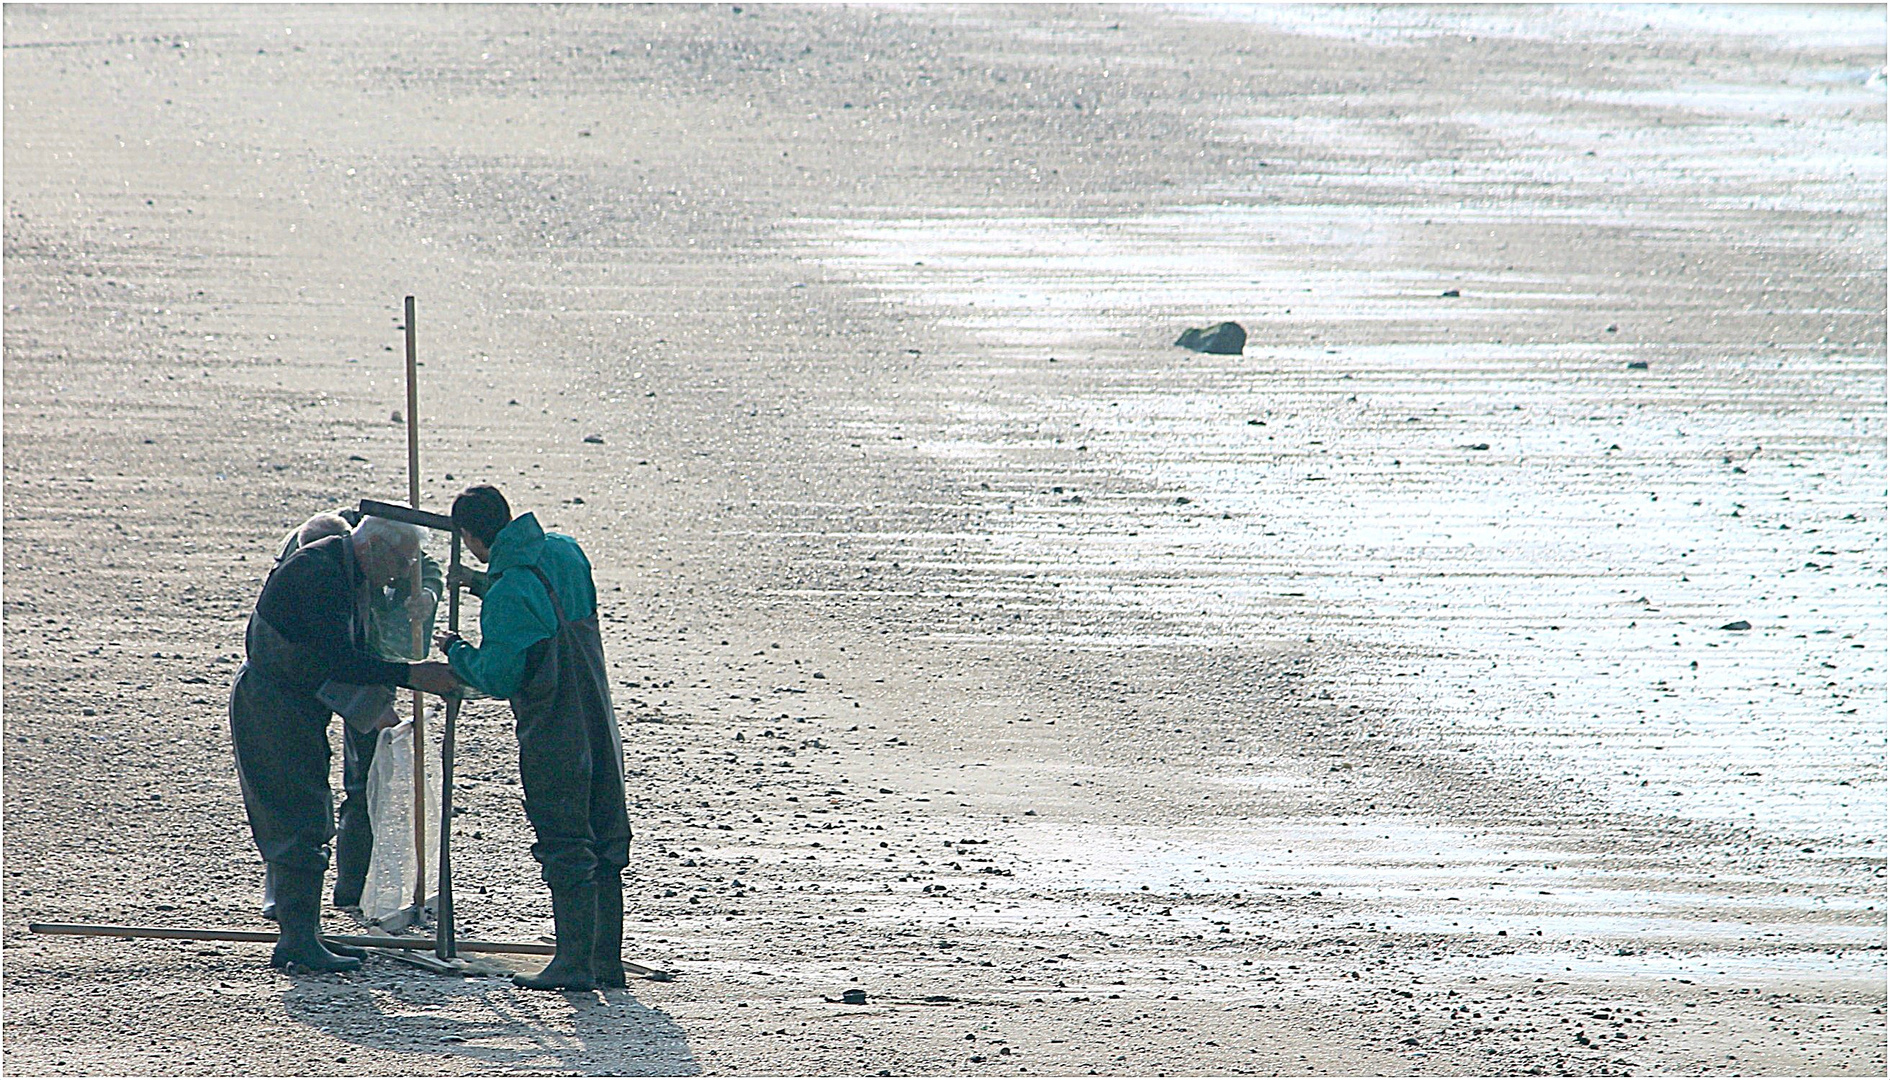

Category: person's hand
[373, 705, 402, 731]
[434, 629, 463, 655]
[407, 661, 463, 698]
[448, 566, 489, 597]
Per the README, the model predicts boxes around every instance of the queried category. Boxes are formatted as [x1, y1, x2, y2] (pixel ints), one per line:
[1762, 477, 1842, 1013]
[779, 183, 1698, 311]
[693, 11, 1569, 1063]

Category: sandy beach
[3, 4, 1883, 1075]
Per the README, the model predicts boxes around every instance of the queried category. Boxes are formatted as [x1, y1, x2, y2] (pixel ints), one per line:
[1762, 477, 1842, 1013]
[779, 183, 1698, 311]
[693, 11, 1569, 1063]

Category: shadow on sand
[281, 965, 699, 1075]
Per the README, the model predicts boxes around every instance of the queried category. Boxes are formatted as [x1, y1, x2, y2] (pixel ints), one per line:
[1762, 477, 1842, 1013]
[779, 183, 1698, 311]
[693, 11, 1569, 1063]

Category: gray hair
[353, 514, 424, 555]
[296, 512, 352, 547]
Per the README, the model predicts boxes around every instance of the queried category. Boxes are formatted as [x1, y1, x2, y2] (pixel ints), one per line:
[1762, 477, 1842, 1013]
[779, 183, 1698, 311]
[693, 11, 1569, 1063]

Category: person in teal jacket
[438, 512, 592, 700]
[435, 485, 631, 991]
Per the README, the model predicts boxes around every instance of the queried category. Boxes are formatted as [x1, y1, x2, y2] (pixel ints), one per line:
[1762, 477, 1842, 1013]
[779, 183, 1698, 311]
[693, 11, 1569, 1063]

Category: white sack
[359, 715, 442, 923]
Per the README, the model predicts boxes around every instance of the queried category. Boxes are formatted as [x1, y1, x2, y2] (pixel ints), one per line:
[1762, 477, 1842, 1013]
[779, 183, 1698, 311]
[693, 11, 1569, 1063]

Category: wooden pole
[27, 923, 673, 979]
[405, 295, 420, 505]
[30, 921, 553, 957]
[404, 294, 428, 916]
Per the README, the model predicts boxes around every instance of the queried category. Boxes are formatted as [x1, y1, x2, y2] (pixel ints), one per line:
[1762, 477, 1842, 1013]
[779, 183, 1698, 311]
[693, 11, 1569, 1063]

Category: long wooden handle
[404, 295, 428, 914]
[405, 295, 420, 508]
[27, 922, 672, 977]
[31, 921, 552, 956]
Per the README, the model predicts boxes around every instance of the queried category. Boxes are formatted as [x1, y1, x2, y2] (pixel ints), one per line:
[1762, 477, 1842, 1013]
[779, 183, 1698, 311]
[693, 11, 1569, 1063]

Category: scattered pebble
[1174, 322, 1246, 355]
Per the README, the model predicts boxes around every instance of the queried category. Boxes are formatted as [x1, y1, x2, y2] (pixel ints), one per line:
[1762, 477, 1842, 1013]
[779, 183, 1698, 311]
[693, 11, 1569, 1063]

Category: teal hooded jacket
[446, 512, 598, 699]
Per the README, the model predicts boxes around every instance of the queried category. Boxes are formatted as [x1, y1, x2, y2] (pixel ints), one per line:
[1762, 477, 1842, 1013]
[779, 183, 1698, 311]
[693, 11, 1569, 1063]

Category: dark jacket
[252, 534, 413, 689]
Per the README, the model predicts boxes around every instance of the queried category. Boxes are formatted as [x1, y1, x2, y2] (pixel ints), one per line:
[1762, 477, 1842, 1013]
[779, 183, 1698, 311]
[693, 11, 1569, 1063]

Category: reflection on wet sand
[805, 0, 1885, 1017]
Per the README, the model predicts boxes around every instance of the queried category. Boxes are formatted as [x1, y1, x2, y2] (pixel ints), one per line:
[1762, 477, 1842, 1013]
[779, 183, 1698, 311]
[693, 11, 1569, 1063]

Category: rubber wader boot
[515, 882, 598, 991]
[591, 871, 626, 988]
[261, 865, 278, 922]
[331, 825, 371, 909]
[269, 865, 363, 973]
[265, 889, 354, 951]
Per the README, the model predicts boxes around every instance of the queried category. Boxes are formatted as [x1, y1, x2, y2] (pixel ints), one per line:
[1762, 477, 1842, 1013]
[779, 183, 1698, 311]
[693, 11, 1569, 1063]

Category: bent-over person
[229, 514, 460, 972]
[261, 509, 444, 917]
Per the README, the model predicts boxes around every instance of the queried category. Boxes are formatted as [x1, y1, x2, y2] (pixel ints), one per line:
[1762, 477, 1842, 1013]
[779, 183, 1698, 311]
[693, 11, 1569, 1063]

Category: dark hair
[451, 484, 512, 547]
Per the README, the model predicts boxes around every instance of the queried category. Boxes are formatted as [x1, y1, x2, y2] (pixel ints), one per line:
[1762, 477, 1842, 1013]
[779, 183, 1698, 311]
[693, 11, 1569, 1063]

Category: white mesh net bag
[359, 713, 442, 924]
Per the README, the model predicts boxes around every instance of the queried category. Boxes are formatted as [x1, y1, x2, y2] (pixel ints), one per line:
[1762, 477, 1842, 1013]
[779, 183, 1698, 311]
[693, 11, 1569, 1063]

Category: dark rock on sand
[1175, 321, 1246, 355]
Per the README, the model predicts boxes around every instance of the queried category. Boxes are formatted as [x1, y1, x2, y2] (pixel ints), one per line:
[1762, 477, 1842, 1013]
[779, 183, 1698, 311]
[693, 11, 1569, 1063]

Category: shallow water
[807, 259, 1883, 846]
[1180, 3, 1887, 53]
[801, 13, 1886, 852]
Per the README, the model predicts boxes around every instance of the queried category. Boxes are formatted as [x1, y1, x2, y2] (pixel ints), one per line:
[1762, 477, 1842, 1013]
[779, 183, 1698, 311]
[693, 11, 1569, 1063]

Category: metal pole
[436, 529, 461, 959]
[404, 295, 428, 917]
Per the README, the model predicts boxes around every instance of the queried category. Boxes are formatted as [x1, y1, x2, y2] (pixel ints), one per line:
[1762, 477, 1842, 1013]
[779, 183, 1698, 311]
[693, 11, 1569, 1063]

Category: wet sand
[3, 4, 1884, 1076]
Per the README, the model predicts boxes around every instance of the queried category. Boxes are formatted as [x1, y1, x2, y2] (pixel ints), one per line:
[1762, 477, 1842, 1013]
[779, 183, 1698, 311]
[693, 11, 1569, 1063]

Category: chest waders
[508, 563, 631, 990]
[227, 614, 364, 971]
[228, 543, 381, 972]
[272, 530, 440, 913]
